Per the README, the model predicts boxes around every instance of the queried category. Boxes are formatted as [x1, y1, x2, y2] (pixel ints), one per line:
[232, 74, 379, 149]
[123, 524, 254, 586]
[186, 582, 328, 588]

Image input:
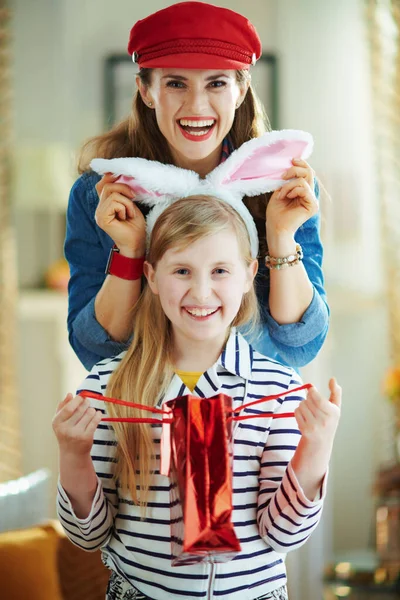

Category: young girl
[54, 194, 341, 600]
[66, 1, 328, 371]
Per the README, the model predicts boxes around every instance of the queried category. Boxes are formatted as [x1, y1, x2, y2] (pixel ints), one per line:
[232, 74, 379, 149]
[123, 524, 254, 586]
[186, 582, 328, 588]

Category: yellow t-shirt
[175, 370, 202, 393]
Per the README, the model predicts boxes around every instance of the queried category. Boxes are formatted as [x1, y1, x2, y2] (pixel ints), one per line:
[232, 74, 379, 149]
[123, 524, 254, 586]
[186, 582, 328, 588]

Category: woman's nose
[184, 88, 209, 114]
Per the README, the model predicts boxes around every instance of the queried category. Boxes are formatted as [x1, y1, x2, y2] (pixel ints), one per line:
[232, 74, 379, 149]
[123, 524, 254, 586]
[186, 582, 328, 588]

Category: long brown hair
[105, 195, 259, 510]
[78, 68, 272, 254]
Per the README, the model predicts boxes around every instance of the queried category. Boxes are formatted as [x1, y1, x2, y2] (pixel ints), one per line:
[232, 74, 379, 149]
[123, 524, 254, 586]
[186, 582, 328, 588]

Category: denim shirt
[65, 172, 329, 371]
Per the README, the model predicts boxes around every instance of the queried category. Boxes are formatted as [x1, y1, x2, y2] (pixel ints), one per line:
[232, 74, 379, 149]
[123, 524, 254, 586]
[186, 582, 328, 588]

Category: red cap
[127, 2, 262, 70]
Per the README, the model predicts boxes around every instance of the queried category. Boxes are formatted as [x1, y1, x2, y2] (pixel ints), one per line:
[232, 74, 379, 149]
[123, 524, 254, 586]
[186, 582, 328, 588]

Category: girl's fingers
[57, 394, 83, 419]
[308, 386, 331, 416]
[329, 378, 342, 408]
[57, 395, 90, 425]
[75, 406, 99, 431]
[294, 406, 307, 430]
[57, 392, 74, 411]
[297, 400, 317, 423]
[67, 396, 92, 427]
[84, 410, 104, 435]
[53, 393, 74, 429]
[52, 394, 84, 431]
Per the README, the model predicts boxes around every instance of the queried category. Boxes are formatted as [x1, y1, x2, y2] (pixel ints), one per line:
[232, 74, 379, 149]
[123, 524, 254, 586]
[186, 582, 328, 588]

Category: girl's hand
[95, 173, 146, 257]
[294, 378, 342, 447]
[52, 393, 103, 457]
[266, 158, 319, 241]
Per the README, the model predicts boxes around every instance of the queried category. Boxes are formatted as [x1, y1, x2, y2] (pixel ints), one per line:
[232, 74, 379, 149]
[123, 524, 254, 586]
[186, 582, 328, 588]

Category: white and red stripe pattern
[57, 329, 327, 600]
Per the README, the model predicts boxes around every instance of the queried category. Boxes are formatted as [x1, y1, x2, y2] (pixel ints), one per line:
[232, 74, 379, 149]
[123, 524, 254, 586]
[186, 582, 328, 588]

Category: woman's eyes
[165, 80, 227, 89]
[208, 81, 227, 88]
[166, 81, 186, 89]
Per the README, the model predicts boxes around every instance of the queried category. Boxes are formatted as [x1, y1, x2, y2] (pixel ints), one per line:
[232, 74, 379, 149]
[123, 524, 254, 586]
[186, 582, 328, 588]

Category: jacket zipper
[207, 562, 216, 600]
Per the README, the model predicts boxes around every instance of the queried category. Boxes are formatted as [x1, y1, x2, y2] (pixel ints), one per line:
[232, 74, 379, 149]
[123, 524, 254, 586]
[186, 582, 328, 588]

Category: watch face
[105, 245, 119, 275]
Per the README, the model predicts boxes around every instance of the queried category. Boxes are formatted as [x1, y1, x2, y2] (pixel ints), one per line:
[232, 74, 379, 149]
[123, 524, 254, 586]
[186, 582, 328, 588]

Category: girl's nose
[191, 277, 211, 303]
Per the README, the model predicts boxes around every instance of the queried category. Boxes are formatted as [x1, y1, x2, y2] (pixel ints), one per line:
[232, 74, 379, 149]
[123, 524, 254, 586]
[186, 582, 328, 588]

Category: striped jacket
[57, 329, 327, 600]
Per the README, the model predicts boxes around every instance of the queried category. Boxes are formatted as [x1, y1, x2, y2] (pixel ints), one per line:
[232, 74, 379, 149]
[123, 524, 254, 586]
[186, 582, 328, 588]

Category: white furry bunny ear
[90, 129, 314, 260]
[90, 156, 201, 205]
[206, 129, 313, 199]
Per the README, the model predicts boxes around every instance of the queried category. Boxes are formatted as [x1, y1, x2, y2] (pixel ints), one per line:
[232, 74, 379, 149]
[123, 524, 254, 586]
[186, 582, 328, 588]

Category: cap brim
[138, 53, 251, 70]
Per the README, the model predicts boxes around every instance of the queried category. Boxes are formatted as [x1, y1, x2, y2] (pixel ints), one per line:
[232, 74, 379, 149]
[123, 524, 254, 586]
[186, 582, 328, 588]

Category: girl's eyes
[174, 268, 229, 276]
[213, 268, 229, 275]
[165, 80, 227, 89]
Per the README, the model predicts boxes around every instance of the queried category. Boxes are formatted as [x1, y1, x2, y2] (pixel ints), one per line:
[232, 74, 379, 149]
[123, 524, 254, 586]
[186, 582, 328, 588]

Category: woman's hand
[266, 158, 319, 245]
[295, 378, 342, 448]
[95, 173, 146, 257]
[52, 393, 103, 457]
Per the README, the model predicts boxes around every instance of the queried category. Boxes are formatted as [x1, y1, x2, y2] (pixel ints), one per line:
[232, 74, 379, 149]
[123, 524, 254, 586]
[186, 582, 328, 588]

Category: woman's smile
[177, 117, 217, 141]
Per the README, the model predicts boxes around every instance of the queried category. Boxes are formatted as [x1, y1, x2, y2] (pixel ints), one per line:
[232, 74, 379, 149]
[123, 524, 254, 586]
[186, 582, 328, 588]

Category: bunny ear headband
[90, 129, 314, 258]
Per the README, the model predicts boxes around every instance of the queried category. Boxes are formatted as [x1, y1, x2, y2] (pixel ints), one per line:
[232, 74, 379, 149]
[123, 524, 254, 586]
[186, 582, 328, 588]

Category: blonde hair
[106, 195, 259, 510]
[78, 69, 272, 255]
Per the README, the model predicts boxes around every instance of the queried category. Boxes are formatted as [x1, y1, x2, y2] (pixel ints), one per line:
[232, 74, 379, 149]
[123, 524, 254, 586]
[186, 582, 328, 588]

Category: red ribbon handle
[79, 383, 312, 424]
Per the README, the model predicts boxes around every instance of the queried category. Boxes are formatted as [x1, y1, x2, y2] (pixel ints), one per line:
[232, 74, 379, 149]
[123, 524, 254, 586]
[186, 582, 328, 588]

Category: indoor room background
[1, 1, 399, 599]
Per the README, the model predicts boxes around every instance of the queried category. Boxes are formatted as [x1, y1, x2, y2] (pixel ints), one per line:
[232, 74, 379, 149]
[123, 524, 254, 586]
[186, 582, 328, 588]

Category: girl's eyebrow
[167, 260, 235, 268]
[212, 261, 235, 267]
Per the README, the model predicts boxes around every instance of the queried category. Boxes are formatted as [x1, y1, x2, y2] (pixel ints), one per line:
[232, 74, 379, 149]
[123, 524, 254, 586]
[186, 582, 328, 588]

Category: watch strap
[105, 245, 145, 280]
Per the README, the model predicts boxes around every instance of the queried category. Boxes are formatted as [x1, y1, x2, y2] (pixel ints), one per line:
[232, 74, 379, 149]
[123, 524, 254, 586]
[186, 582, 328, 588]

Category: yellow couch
[0, 520, 109, 600]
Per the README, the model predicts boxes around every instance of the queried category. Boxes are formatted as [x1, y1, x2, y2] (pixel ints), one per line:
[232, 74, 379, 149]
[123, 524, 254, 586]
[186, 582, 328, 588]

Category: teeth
[186, 307, 217, 317]
[188, 130, 209, 136]
[179, 119, 215, 127]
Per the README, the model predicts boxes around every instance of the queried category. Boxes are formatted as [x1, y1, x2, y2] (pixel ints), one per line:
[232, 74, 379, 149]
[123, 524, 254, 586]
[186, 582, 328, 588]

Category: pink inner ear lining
[221, 140, 309, 184]
[116, 175, 164, 197]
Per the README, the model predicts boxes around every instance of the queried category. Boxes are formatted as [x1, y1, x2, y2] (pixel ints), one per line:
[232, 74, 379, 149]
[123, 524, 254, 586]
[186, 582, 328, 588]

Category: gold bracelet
[265, 244, 303, 270]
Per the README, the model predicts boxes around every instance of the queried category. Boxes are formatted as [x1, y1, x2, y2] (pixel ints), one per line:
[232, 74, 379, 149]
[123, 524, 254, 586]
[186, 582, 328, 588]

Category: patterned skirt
[106, 571, 289, 600]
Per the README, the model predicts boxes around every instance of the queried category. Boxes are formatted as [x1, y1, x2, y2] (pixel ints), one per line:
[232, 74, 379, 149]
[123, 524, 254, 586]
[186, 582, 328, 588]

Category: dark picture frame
[103, 53, 279, 130]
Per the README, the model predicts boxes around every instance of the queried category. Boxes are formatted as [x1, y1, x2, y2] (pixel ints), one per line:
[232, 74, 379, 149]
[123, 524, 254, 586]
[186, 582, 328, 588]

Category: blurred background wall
[8, 0, 398, 599]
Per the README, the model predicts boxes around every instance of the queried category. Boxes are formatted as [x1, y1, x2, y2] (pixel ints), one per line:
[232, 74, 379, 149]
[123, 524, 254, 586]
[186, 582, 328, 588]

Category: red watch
[105, 245, 145, 280]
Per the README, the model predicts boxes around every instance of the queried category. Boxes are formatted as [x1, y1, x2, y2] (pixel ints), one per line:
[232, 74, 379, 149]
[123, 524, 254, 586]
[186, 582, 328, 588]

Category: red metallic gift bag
[163, 394, 241, 566]
[81, 382, 310, 567]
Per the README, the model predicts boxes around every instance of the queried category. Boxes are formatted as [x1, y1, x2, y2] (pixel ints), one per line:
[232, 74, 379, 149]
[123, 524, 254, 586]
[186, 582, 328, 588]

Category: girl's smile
[183, 305, 221, 319]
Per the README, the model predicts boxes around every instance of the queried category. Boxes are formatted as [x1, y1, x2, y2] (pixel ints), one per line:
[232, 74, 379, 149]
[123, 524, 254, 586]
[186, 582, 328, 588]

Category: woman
[65, 1, 328, 370]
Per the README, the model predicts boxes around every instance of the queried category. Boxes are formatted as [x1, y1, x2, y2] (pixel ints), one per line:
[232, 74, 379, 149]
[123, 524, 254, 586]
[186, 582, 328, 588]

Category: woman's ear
[143, 261, 159, 295]
[244, 258, 258, 293]
[136, 75, 154, 107]
[236, 77, 251, 109]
